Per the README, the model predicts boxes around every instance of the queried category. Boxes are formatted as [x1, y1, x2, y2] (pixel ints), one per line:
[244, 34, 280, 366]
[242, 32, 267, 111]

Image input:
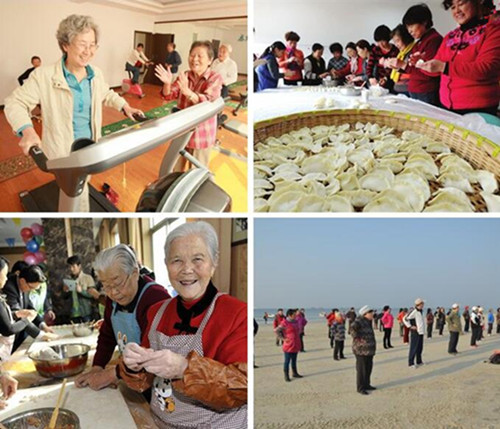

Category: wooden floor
[0, 81, 247, 213]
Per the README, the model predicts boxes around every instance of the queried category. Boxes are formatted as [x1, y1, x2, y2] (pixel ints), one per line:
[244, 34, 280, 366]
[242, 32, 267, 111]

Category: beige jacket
[5, 59, 127, 160]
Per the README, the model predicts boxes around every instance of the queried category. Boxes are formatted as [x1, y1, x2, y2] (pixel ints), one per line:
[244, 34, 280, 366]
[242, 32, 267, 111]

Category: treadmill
[21, 98, 231, 212]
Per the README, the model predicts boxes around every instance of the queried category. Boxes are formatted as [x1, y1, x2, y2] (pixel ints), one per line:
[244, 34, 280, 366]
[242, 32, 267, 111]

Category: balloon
[26, 239, 39, 253]
[34, 235, 44, 246]
[23, 252, 37, 265]
[31, 223, 44, 236]
[34, 250, 46, 264]
[20, 227, 34, 240]
[13, 219, 21, 226]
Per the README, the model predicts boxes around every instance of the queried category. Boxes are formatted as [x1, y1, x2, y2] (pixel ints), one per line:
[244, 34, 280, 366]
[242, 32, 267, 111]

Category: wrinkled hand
[16, 309, 37, 322]
[409, 51, 425, 66]
[63, 285, 70, 293]
[46, 310, 56, 322]
[41, 332, 59, 341]
[75, 366, 117, 390]
[416, 59, 445, 74]
[122, 104, 145, 121]
[177, 72, 190, 96]
[87, 288, 100, 300]
[42, 325, 55, 333]
[141, 349, 188, 380]
[386, 57, 404, 69]
[76, 284, 82, 293]
[18, 126, 41, 156]
[0, 373, 18, 400]
[369, 78, 378, 87]
[155, 64, 172, 84]
[319, 72, 330, 78]
[123, 342, 154, 371]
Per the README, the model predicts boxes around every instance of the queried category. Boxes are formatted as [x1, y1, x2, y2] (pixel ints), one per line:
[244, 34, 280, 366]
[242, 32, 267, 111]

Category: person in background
[75, 244, 169, 391]
[478, 307, 485, 340]
[351, 305, 376, 395]
[303, 43, 329, 86]
[487, 309, 494, 336]
[18, 56, 42, 86]
[437, 307, 446, 335]
[211, 44, 238, 97]
[342, 42, 364, 82]
[256, 41, 286, 91]
[278, 31, 304, 85]
[381, 305, 394, 349]
[3, 264, 58, 351]
[404, 298, 426, 368]
[125, 43, 153, 86]
[4, 14, 144, 212]
[463, 306, 470, 332]
[65, 255, 98, 323]
[0, 370, 18, 409]
[426, 308, 434, 339]
[276, 308, 303, 382]
[446, 303, 463, 354]
[496, 307, 500, 334]
[326, 43, 349, 80]
[347, 39, 371, 86]
[327, 308, 338, 348]
[155, 41, 223, 172]
[470, 306, 481, 347]
[296, 308, 308, 352]
[401, 308, 410, 344]
[332, 312, 346, 361]
[165, 42, 182, 83]
[366, 25, 399, 89]
[273, 308, 285, 346]
[254, 318, 259, 368]
[346, 306, 357, 334]
[417, 0, 500, 114]
[263, 312, 269, 324]
[385, 24, 415, 96]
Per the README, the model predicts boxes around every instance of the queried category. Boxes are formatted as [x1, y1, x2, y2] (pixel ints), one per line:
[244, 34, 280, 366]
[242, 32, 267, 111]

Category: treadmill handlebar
[29, 146, 48, 172]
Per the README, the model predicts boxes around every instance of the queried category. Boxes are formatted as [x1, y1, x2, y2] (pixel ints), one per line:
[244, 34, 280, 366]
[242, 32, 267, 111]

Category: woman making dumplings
[119, 221, 247, 428]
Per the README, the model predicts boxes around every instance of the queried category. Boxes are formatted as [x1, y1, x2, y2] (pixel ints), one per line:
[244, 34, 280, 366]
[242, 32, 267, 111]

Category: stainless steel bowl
[28, 344, 90, 378]
[1, 407, 80, 429]
[322, 78, 339, 87]
[340, 86, 362, 96]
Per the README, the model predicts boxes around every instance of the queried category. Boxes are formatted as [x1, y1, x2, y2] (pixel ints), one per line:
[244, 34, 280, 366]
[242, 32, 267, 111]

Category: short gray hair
[94, 244, 138, 276]
[164, 221, 219, 266]
[221, 44, 233, 53]
[56, 14, 99, 53]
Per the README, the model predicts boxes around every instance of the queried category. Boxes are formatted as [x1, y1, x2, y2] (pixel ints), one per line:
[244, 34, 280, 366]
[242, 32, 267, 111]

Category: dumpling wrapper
[475, 170, 498, 194]
[480, 192, 500, 212]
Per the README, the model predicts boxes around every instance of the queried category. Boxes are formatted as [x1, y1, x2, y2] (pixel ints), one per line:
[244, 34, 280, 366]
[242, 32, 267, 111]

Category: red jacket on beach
[434, 16, 500, 110]
[278, 318, 301, 353]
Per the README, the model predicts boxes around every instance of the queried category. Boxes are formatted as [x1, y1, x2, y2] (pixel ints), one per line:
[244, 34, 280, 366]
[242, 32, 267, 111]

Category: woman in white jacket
[5, 14, 143, 211]
[404, 298, 426, 368]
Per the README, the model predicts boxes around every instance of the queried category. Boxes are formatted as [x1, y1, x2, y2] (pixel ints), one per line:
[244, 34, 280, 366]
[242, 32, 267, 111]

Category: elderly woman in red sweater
[120, 221, 247, 428]
[155, 41, 223, 172]
[276, 308, 303, 381]
[278, 31, 304, 85]
[417, 0, 500, 114]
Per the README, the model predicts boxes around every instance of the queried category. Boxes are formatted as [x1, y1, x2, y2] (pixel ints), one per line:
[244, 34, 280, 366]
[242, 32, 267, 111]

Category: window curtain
[98, 219, 113, 250]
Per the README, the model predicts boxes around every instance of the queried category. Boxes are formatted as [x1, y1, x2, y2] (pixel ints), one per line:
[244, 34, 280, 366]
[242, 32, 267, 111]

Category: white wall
[254, 0, 457, 58]
[0, 0, 154, 103]
[154, 22, 248, 76]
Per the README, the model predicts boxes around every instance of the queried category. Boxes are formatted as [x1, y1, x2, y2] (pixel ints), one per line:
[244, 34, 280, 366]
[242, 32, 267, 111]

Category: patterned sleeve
[197, 72, 223, 102]
[160, 77, 181, 101]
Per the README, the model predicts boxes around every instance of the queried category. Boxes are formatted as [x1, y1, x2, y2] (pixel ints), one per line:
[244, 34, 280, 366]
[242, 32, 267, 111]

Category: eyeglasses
[72, 42, 99, 52]
[101, 273, 130, 294]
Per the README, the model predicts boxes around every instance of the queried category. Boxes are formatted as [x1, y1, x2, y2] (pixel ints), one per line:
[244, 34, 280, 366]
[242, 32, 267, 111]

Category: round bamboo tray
[254, 109, 500, 212]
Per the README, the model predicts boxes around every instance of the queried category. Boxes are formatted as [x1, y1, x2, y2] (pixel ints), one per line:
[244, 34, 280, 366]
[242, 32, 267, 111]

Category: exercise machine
[121, 63, 153, 98]
[22, 98, 231, 212]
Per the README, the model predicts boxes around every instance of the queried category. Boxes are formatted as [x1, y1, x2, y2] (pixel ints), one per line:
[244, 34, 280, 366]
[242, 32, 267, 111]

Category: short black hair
[31, 56, 41, 62]
[329, 42, 343, 54]
[391, 24, 415, 46]
[19, 265, 46, 283]
[442, 0, 476, 9]
[285, 31, 300, 42]
[403, 3, 434, 28]
[374, 25, 392, 42]
[356, 39, 372, 51]
[312, 43, 324, 52]
[11, 260, 29, 274]
[383, 305, 390, 311]
[286, 308, 297, 317]
[0, 256, 9, 271]
[67, 255, 81, 266]
[137, 43, 144, 48]
[346, 42, 356, 51]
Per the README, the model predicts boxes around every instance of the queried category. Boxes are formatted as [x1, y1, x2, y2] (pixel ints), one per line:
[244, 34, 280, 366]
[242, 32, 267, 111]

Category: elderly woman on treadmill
[119, 221, 247, 428]
[4, 14, 144, 211]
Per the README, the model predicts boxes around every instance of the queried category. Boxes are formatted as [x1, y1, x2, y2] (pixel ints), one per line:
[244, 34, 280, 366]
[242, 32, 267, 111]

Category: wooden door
[146, 33, 175, 85]
[212, 39, 220, 58]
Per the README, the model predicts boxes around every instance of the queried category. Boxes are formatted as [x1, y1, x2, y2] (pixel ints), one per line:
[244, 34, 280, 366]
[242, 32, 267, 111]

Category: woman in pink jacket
[381, 305, 394, 349]
[417, 0, 500, 114]
[276, 309, 302, 382]
[296, 308, 308, 352]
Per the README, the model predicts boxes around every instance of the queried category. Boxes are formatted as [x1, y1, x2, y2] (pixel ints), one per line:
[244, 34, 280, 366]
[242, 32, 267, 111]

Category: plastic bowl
[28, 344, 90, 378]
[1, 407, 80, 429]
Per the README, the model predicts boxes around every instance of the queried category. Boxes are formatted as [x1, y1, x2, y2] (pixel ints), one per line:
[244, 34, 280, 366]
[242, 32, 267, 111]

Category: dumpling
[427, 188, 474, 212]
[475, 170, 498, 194]
[363, 190, 412, 212]
[337, 189, 377, 208]
[359, 168, 394, 192]
[480, 192, 500, 212]
[254, 198, 269, 212]
[326, 195, 354, 212]
[437, 172, 474, 193]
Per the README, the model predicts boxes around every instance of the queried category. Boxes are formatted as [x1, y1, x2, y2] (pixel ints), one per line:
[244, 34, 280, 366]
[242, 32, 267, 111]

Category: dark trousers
[409, 332, 424, 366]
[464, 319, 470, 332]
[283, 79, 300, 86]
[439, 323, 444, 336]
[221, 85, 229, 98]
[355, 355, 373, 392]
[383, 328, 392, 348]
[497, 323, 500, 334]
[284, 352, 298, 373]
[125, 62, 141, 84]
[300, 333, 305, 352]
[427, 323, 433, 338]
[403, 326, 409, 344]
[333, 340, 345, 359]
[488, 323, 493, 335]
[448, 331, 459, 353]
[471, 326, 480, 346]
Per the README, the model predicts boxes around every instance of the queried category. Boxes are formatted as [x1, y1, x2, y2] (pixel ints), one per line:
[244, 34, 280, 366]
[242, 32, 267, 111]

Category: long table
[0, 325, 158, 428]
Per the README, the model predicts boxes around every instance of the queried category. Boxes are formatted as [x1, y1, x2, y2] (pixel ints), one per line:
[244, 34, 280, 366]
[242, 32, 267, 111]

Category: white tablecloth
[253, 86, 500, 144]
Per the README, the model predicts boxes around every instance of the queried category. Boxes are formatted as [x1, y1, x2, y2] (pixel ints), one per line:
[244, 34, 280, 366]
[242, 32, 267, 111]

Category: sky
[254, 218, 500, 310]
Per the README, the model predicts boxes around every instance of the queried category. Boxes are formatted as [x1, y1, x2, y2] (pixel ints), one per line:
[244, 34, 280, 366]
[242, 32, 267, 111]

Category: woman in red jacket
[276, 308, 302, 382]
[278, 31, 304, 85]
[417, 0, 500, 114]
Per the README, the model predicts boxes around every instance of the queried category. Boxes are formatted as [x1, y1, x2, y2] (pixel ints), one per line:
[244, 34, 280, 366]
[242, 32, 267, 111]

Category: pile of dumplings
[254, 122, 500, 212]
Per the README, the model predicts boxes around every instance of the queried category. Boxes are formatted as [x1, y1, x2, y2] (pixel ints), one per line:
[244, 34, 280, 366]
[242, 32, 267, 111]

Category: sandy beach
[254, 320, 500, 429]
